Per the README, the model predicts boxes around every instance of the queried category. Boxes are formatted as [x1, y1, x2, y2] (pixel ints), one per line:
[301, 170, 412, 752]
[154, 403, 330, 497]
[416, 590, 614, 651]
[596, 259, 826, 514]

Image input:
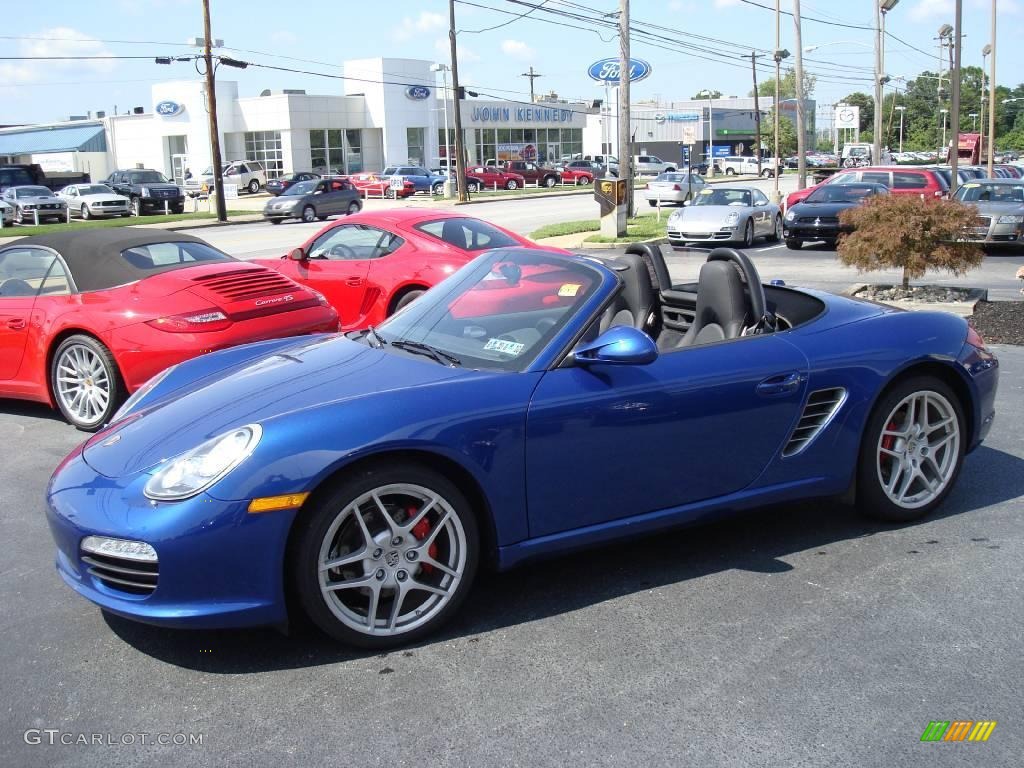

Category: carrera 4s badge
[255, 294, 295, 307]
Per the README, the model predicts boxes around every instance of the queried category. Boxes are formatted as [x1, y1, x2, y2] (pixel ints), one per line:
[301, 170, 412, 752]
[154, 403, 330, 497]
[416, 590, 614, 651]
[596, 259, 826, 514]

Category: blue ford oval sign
[405, 85, 431, 100]
[587, 58, 652, 84]
[155, 100, 185, 117]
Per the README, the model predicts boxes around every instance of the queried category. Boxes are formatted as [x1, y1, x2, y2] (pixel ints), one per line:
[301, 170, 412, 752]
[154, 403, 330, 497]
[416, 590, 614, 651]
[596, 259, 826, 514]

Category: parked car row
[0, 177, 162, 225]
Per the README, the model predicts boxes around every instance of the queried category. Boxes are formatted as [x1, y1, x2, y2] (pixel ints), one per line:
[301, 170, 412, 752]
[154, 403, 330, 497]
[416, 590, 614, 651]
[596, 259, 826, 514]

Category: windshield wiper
[390, 340, 462, 367]
[365, 325, 387, 348]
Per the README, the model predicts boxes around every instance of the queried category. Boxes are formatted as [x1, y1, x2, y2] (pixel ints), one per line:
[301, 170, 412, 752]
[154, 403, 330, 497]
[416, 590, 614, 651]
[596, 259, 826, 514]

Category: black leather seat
[598, 252, 657, 333]
[676, 259, 749, 347]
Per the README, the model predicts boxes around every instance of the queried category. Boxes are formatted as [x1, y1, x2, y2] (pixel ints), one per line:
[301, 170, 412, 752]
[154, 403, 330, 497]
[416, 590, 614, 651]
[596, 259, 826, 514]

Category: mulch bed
[970, 301, 1024, 345]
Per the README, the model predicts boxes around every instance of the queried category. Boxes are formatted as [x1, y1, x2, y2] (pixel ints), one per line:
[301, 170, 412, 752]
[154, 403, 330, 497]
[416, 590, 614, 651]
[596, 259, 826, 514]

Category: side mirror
[287, 247, 307, 261]
[574, 326, 658, 366]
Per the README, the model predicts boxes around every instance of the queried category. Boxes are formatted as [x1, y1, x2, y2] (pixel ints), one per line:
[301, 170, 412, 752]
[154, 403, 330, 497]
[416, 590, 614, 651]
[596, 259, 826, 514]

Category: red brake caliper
[409, 505, 437, 575]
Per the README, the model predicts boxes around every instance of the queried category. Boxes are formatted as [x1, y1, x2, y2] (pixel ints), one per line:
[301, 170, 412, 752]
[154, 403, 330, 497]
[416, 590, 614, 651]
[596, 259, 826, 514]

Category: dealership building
[0, 57, 587, 185]
[0, 55, 810, 184]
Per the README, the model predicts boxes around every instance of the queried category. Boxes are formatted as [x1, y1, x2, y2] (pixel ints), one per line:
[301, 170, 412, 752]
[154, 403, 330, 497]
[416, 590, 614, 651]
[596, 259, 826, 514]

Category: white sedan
[58, 184, 130, 219]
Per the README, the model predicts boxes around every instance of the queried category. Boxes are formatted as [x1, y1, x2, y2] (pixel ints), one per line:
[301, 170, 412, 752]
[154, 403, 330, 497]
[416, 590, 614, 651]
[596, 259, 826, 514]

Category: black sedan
[783, 183, 888, 249]
[265, 172, 321, 196]
[262, 177, 362, 224]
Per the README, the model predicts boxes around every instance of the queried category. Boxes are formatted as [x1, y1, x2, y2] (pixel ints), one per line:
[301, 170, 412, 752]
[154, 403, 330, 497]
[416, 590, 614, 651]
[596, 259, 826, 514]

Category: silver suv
[185, 160, 267, 197]
[633, 155, 677, 175]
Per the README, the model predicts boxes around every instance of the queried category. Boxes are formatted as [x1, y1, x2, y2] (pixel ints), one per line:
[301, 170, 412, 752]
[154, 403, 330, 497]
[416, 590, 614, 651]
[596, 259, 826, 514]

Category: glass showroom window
[244, 131, 283, 179]
[345, 130, 363, 173]
[310, 130, 345, 174]
[407, 128, 426, 166]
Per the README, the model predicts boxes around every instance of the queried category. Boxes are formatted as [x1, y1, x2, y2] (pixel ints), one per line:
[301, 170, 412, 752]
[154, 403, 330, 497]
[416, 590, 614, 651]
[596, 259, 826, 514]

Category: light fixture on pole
[430, 63, 455, 198]
[980, 43, 990, 158]
[771, 40, 790, 202]
[894, 104, 906, 153]
[875, 0, 900, 166]
[969, 112, 978, 130]
[986, 0, 996, 177]
[940, 108, 949, 154]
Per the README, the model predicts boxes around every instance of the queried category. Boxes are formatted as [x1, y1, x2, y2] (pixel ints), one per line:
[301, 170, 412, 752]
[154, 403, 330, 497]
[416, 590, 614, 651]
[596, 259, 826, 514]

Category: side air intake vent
[782, 387, 847, 457]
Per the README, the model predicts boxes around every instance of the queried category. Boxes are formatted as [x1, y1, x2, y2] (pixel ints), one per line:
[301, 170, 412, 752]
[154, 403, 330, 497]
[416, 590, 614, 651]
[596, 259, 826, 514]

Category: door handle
[7, 318, 27, 330]
[345, 277, 364, 286]
[757, 372, 803, 396]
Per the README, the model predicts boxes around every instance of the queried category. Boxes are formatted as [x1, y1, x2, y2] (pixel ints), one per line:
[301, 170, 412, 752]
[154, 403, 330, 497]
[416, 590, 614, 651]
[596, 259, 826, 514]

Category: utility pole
[750, 52, 763, 176]
[772, 0, 783, 203]
[618, 0, 632, 223]
[448, 0, 468, 202]
[949, 0, 963, 195]
[202, 0, 226, 222]
[793, 0, 807, 190]
[521, 66, 542, 103]
[987, 0, 996, 176]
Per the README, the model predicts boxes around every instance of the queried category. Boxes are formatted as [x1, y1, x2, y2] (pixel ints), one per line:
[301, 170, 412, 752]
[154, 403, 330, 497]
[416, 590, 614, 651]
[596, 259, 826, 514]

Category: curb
[845, 283, 987, 317]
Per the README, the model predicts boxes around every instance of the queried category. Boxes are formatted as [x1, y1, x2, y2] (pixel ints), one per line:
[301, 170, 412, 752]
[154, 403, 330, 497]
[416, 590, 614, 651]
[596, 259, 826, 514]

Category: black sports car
[783, 183, 888, 249]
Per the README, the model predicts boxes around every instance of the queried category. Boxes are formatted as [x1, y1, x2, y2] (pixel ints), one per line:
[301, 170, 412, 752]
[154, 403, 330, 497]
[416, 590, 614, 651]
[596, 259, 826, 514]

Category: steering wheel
[706, 248, 771, 333]
[326, 244, 358, 260]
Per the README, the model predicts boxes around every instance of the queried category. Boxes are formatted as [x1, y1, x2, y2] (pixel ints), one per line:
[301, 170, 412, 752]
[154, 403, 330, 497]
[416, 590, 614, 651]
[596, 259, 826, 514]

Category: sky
[2, 0, 1021, 127]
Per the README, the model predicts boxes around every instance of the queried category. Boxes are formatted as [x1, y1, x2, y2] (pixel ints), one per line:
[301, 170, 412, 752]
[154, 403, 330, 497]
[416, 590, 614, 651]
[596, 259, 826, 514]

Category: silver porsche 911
[666, 186, 783, 247]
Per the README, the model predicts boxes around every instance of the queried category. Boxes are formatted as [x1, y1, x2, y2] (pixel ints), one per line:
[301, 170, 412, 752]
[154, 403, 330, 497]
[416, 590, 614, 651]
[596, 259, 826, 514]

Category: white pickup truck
[718, 156, 783, 177]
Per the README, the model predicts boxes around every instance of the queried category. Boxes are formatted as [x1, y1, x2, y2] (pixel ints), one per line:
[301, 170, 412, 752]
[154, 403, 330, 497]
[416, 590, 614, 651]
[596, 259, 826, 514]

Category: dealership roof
[0, 123, 107, 155]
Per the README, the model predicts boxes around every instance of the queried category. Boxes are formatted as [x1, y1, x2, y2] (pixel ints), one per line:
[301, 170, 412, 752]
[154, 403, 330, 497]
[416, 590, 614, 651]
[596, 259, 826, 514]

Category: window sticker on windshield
[963, 183, 979, 188]
[558, 283, 581, 297]
[699, 188, 713, 194]
[483, 338, 525, 356]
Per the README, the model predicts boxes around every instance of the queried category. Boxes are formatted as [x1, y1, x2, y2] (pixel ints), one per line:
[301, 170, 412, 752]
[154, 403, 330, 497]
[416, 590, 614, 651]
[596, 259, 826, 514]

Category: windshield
[16, 187, 52, 198]
[120, 241, 233, 271]
[77, 185, 115, 195]
[415, 217, 520, 252]
[846, 147, 869, 157]
[374, 249, 602, 372]
[691, 188, 751, 206]
[283, 181, 317, 195]
[128, 171, 169, 184]
[806, 185, 882, 203]
[955, 183, 1024, 203]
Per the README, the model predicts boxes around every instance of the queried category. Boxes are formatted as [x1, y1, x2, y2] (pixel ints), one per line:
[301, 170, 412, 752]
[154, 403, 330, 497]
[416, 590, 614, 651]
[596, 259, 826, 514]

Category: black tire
[248, 179, 260, 194]
[50, 334, 126, 431]
[432, 183, 444, 195]
[291, 462, 480, 648]
[385, 188, 397, 199]
[741, 219, 754, 248]
[648, 200, 658, 207]
[347, 201, 361, 215]
[269, 218, 283, 225]
[544, 176, 557, 188]
[81, 204, 91, 221]
[856, 376, 965, 523]
[664, 167, 676, 173]
[786, 238, 802, 250]
[130, 197, 142, 216]
[302, 205, 316, 223]
[824, 238, 838, 249]
[725, 168, 735, 176]
[121, 212, 131, 218]
[392, 289, 425, 314]
[468, 181, 480, 193]
[505, 179, 518, 190]
[761, 169, 774, 178]
[317, 215, 329, 221]
[768, 215, 782, 242]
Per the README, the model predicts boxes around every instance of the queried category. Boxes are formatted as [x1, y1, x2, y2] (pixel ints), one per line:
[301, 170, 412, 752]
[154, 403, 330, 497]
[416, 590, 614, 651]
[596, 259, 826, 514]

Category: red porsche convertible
[257, 210, 562, 330]
[0, 229, 338, 429]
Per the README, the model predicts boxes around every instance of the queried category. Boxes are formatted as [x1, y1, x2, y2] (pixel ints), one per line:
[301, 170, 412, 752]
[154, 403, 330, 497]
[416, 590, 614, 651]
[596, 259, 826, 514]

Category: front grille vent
[782, 387, 847, 457]
[82, 551, 159, 595]
[192, 268, 296, 303]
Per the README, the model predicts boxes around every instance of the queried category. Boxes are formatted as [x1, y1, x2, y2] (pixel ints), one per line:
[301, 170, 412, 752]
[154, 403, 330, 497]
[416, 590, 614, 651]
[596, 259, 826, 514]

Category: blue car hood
[83, 335, 471, 478]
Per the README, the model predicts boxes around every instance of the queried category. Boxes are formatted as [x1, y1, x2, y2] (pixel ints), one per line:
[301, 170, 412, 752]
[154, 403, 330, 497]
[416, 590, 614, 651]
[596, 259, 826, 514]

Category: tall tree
[751, 68, 817, 99]
[691, 89, 722, 99]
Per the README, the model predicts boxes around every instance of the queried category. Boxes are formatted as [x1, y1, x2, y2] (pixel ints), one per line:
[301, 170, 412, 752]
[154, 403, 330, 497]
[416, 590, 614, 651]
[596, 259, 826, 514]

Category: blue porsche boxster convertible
[46, 245, 999, 648]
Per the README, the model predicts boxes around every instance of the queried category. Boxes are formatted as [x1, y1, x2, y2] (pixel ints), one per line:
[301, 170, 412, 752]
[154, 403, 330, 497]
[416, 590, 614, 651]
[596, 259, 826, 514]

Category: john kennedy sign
[587, 58, 652, 84]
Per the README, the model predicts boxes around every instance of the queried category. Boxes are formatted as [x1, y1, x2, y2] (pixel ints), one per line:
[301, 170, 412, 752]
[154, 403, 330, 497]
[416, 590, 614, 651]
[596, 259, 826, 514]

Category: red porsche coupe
[256, 210, 562, 330]
[0, 229, 338, 429]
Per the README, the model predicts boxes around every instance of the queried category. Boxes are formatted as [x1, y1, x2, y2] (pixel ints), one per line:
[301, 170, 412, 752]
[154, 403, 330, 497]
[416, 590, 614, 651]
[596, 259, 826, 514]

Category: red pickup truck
[504, 161, 560, 188]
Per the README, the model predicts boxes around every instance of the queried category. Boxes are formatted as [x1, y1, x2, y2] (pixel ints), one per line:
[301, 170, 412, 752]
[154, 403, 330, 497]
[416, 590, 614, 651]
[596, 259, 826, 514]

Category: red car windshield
[414, 217, 520, 252]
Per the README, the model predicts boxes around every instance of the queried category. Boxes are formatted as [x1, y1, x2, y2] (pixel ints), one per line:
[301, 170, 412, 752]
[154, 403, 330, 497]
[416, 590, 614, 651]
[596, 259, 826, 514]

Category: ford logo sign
[405, 85, 431, 101]
[587, 57, 652, 84]
[155, 100, 184, 117]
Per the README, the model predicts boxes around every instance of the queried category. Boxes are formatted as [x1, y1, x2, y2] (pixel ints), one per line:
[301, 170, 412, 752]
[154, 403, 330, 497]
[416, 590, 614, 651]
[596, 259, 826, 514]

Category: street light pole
[430, 63, 454, 198]
[987, 0, 997, 176]
[793, 0, 807, 190]
[895, 105, 906, 153]
[773, 0, 781, 202]
[201, 0, 226, 222]
[949, 0, 963, 196]
[618, 0, 633, 221]
[980, 44, 989, 161]
[875, 1, 900, 165]
[448, 0, 468, 203]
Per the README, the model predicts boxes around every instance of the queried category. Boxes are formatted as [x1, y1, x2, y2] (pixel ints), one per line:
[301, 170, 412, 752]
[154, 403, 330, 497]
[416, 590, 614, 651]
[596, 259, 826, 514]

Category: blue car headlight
[785, 209, 796, 222]
[144, 424, 262, 501]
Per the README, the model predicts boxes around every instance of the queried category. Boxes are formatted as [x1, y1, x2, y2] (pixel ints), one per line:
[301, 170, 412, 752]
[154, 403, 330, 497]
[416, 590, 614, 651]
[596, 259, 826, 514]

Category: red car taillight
[147, 309, 232, 333]
[966, 325, 987, 351]
[672, 184, 682, 191]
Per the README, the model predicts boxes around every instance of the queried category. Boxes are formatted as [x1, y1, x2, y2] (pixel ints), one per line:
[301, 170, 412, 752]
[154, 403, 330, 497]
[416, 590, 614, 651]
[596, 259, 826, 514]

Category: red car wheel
[51, 334, 126, 431]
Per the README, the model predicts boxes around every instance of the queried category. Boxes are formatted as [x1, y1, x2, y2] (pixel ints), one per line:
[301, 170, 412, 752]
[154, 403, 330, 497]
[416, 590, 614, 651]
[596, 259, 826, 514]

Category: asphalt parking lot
[1, 339, 1021, 766]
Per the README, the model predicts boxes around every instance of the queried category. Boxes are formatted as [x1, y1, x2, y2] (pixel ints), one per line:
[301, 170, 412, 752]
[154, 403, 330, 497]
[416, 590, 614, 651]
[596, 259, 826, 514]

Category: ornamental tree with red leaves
[837, 195, 984, 291]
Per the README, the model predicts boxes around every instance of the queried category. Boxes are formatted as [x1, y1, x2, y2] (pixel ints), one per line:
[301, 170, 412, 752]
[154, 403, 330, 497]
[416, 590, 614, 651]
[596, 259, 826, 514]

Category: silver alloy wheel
[317, 482, 468, 637]
[130, 197, 140, 216]
[347, 201, 360, 215]
[876, 391, 960, 510]
[774, 215, 783, 240]
[81, 204, 91, 220]
[54, 343, 111, 426]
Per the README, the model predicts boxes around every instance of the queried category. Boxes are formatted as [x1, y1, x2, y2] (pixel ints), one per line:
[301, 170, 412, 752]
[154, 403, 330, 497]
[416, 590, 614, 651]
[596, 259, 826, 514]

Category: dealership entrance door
[164, 135, 188, 184]
[170, 154, 188, 186]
